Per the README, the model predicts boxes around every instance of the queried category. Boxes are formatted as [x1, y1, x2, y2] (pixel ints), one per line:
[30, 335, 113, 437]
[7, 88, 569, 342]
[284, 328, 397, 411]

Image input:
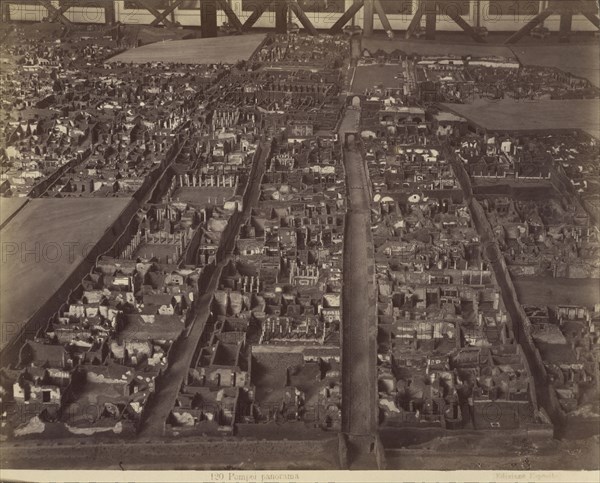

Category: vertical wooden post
[363, 0, 374, 36]
[424, 0, 436, 40]
[559, 12, 572, 41]
[1, 1, 10, 22]
[200, 0, 218, 37]
[275, 0, 288, 34]
[104, 0, 116, 25]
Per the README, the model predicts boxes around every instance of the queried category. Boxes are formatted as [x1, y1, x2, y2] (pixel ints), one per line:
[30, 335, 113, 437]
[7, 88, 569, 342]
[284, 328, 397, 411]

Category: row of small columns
[177, 174, 238, 188]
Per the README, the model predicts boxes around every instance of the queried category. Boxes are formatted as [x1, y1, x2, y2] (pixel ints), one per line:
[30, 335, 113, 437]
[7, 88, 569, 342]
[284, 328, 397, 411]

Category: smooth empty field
[109, 34, 266, 64]
[513, 277, 600, 307]
[442, 99, 600, 138]
[352, 64, 404, 92]
[0, 197, 28, 228]
[386, 432, 600, 470]
[173, 187, 234, 209]
[1, 437, 339, 470]
[342, 210, 376, 435]
[340, 109, 377, 436]
[133, 25, 195, 45]
[513, 43, 600, 88]
[0, 198, 133, 351]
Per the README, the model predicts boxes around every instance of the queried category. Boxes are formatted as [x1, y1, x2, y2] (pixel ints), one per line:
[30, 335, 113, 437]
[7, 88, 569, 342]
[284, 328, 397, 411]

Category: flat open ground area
[340, 109, 377, 436]
[442, 98, 600, 138]
[109, 34, 266, 64]
[342, 210, 376, 435]
[513, 43, 600, 88]
[173, 186, 234, 209]
[0, 198, 133, 351]
[386, 433, 600, 470]
[0, 197, 28, 228]
[513, 277, 600, 307]
[352, 64, 403, 92]
[0, 437, 339, 470]
[132, 25, 195, 45]
[473, 178, 554, 188]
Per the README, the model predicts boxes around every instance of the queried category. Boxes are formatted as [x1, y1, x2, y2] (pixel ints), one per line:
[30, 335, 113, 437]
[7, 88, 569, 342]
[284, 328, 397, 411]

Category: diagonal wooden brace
[505, 7, 555, 44]
[136, 0, 177, 28]
[330, 0, 363, 34]
[373, 0, 393, 34]
[582, 12, 600, 29]
[445, 9, 487, 43]
[37, 0, 73, 25]
[289, 0, 318, 36]
[405, 2, 424, 39]
[48, 4, 72, 23]
[150, 0, 186, 27]
[216, 0, 243, 32]
[242, 0, 274, 31]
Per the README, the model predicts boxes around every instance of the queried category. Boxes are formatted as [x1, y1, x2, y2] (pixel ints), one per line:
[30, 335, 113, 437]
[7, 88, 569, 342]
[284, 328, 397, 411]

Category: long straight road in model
[139, 140, 270, 437]
[339, 108, 378, 439]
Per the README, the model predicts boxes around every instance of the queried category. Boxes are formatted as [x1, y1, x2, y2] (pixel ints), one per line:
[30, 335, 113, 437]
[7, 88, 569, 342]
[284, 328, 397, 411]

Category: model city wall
[0, 135, 185, 366]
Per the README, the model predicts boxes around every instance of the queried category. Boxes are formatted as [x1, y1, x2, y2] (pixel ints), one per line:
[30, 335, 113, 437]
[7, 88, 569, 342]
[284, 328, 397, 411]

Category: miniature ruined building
[354, 70, 552, 433]
[2, 20, 599, 454]
[4, 247, 197, 433]
[163, 43, 348, 433]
